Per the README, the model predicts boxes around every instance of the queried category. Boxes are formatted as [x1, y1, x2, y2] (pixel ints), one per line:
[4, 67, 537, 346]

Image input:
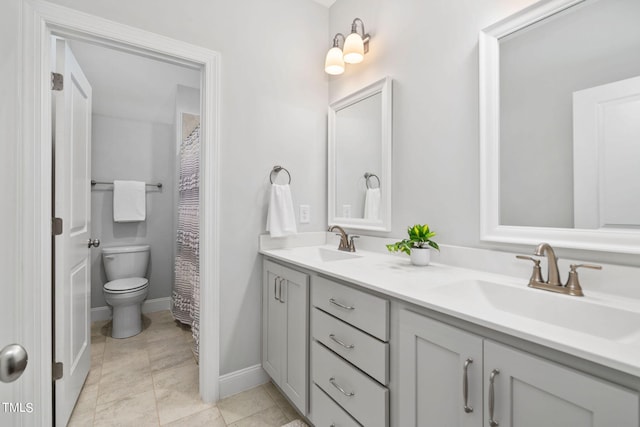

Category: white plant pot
[410, 247, 431, 266]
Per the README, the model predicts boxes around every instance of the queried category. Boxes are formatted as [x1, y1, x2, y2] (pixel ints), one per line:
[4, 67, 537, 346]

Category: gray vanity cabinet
[310, 276, 390, 427]
[262, 260, 309, 414]
[485, 341, 639, 427]
[398, 310, 483, 427]
[398, 309, 639, 427]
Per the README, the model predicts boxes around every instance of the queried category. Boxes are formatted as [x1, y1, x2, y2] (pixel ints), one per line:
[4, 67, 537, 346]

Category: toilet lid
[104, 278, 148, 293]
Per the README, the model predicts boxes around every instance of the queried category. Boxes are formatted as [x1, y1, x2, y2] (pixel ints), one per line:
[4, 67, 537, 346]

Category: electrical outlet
[299, 204, 310, 224]
[342, 204, 352, 218]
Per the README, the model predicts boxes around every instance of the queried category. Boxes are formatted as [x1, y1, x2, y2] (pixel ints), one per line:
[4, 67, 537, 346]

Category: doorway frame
[20, 1, 221, 424]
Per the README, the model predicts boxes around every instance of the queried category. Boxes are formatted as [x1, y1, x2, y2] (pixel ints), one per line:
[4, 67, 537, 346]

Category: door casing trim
[20, 1, 221, 424]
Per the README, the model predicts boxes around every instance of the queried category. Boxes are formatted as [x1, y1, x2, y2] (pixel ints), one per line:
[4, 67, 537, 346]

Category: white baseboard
[91, 297, 172, 322]
[219, 364, 270, 399]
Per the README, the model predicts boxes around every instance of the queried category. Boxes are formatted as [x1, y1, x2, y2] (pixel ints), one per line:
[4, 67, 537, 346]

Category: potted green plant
[386, 224, 440, 266]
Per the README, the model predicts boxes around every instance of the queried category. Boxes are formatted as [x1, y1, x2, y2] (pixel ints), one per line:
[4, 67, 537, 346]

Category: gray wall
[38, 0, 329, 376]
[90, 114, 176, 308]
[327, 0, 640, 267]
[329, 0, 538, 245]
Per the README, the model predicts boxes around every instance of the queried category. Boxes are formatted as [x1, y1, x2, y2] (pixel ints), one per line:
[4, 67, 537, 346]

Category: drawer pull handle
[329, 334, 355, 349]
[463, 358, 473, 413]
[278, 277, 285, 303]
[489, 369, 500, 427]
[274, 276, 279, 301]
[329, 377, 355, 397]
[329, 298, 355, 311]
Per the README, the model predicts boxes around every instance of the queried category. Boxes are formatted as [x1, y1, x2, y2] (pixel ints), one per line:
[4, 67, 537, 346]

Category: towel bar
[91, 180, 163, 189]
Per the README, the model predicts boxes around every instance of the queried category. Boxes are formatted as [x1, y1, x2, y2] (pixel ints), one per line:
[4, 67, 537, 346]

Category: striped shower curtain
[172, 124, 200, 359]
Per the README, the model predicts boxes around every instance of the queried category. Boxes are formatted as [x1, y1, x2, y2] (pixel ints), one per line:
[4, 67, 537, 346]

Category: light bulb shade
[343, 33, 364, 64]
[324, 46, 345, 75]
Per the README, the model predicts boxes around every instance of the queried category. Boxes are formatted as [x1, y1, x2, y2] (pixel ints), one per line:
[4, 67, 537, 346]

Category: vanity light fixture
[324, 18, 371, 75]
[343, 18, 370, 64]
[325, 33, 346, 75]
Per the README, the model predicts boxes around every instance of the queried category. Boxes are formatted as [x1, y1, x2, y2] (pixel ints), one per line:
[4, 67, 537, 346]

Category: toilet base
[111, 304, 143, 339]
[104, 285, 149, 339]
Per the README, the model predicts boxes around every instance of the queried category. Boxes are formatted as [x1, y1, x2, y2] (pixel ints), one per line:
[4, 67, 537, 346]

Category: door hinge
[51, 72, 63, 91]
[52, 217, 63, 236]
[52, 362, 63, 381]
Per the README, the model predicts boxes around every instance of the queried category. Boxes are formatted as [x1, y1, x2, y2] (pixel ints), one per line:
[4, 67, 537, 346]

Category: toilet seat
[104, 277, 148, 294]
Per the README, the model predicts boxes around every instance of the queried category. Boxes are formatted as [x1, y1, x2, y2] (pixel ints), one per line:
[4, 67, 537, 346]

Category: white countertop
[260, 240, 640, 378]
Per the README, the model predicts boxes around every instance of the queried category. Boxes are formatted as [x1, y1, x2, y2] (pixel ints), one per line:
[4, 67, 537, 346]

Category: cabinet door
[485, 341, 639, 427]
[398, 310, 483, 427]
[262, 263, 283, 383]
[280, 265, 309, 413]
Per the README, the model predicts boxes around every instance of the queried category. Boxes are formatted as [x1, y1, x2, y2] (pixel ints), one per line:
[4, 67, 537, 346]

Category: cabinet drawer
[312, 307, 389, 385]
[311, 384, 360, 427]
[313, 341, 388, 427]
[312, 276, 389, 341]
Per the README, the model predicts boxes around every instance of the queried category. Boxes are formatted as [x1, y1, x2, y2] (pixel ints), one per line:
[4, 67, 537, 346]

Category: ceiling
[67, 40, 200, 124]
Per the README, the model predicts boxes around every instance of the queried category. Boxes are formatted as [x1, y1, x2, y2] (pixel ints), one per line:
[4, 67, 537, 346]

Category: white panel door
[574, 75, 640, 229]
[398, 310, 483, 427]
[0, 249, 20, 424]
[485, 340, 639, 427]
[53, 39, 93, 427]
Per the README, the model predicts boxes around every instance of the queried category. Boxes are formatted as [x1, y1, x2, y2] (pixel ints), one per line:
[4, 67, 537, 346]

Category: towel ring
[364, 173, 380, 189]
[270, 166, 291, 184]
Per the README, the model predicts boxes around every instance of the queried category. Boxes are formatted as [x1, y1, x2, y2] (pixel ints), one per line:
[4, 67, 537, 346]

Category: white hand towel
[266, 184, 297, 237]
[364, 187, 381, 220]
[113, 180, 146, 222]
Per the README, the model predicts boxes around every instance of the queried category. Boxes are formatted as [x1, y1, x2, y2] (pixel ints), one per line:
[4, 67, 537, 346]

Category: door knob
[0, 344, 28, 383]
[88, 238, 100, 248]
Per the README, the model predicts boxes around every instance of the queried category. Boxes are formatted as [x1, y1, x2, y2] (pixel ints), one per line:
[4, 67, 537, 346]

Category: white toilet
[102, 245, 150, 338]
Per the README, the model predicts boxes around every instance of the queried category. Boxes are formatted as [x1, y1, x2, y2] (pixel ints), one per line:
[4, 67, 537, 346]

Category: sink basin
[430, 280, 640, 342]
[316, 247, 362, 262]
[281, 246, 363, 263]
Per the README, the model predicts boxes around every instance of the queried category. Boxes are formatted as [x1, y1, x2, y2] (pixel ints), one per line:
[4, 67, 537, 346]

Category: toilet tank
[102, 245, 150, 281]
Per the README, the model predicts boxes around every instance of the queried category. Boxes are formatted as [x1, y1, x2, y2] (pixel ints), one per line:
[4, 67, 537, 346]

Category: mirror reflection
[335, 92, 382, 220]
[499, 0, 640, 230]
[328, 77, 392, 232]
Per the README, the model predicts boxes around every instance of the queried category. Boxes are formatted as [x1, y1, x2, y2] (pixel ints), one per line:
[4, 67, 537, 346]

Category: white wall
[34, 0, 329, 376]
[91, 114, 176, 308]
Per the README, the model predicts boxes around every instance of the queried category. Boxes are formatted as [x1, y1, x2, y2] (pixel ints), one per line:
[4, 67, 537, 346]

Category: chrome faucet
[327, 225, 358, 252]
[517, 242, 602, 297]
[534, 242, 561, 286]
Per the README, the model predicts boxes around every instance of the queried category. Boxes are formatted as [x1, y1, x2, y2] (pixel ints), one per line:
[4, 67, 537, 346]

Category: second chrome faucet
[517, 242, 601, 297]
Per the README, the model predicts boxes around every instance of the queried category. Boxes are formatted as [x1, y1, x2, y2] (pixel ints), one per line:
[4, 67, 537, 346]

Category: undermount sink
[430, 279, 640, 342]
[316, 247, 362, 262]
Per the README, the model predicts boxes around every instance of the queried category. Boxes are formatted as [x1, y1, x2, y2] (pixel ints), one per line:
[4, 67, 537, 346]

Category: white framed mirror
[328, 77, 392, 232]
[480, 0, 640, 253]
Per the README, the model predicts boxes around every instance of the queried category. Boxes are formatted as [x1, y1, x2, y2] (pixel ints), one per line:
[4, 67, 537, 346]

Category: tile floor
[69, 310, 305, 427]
